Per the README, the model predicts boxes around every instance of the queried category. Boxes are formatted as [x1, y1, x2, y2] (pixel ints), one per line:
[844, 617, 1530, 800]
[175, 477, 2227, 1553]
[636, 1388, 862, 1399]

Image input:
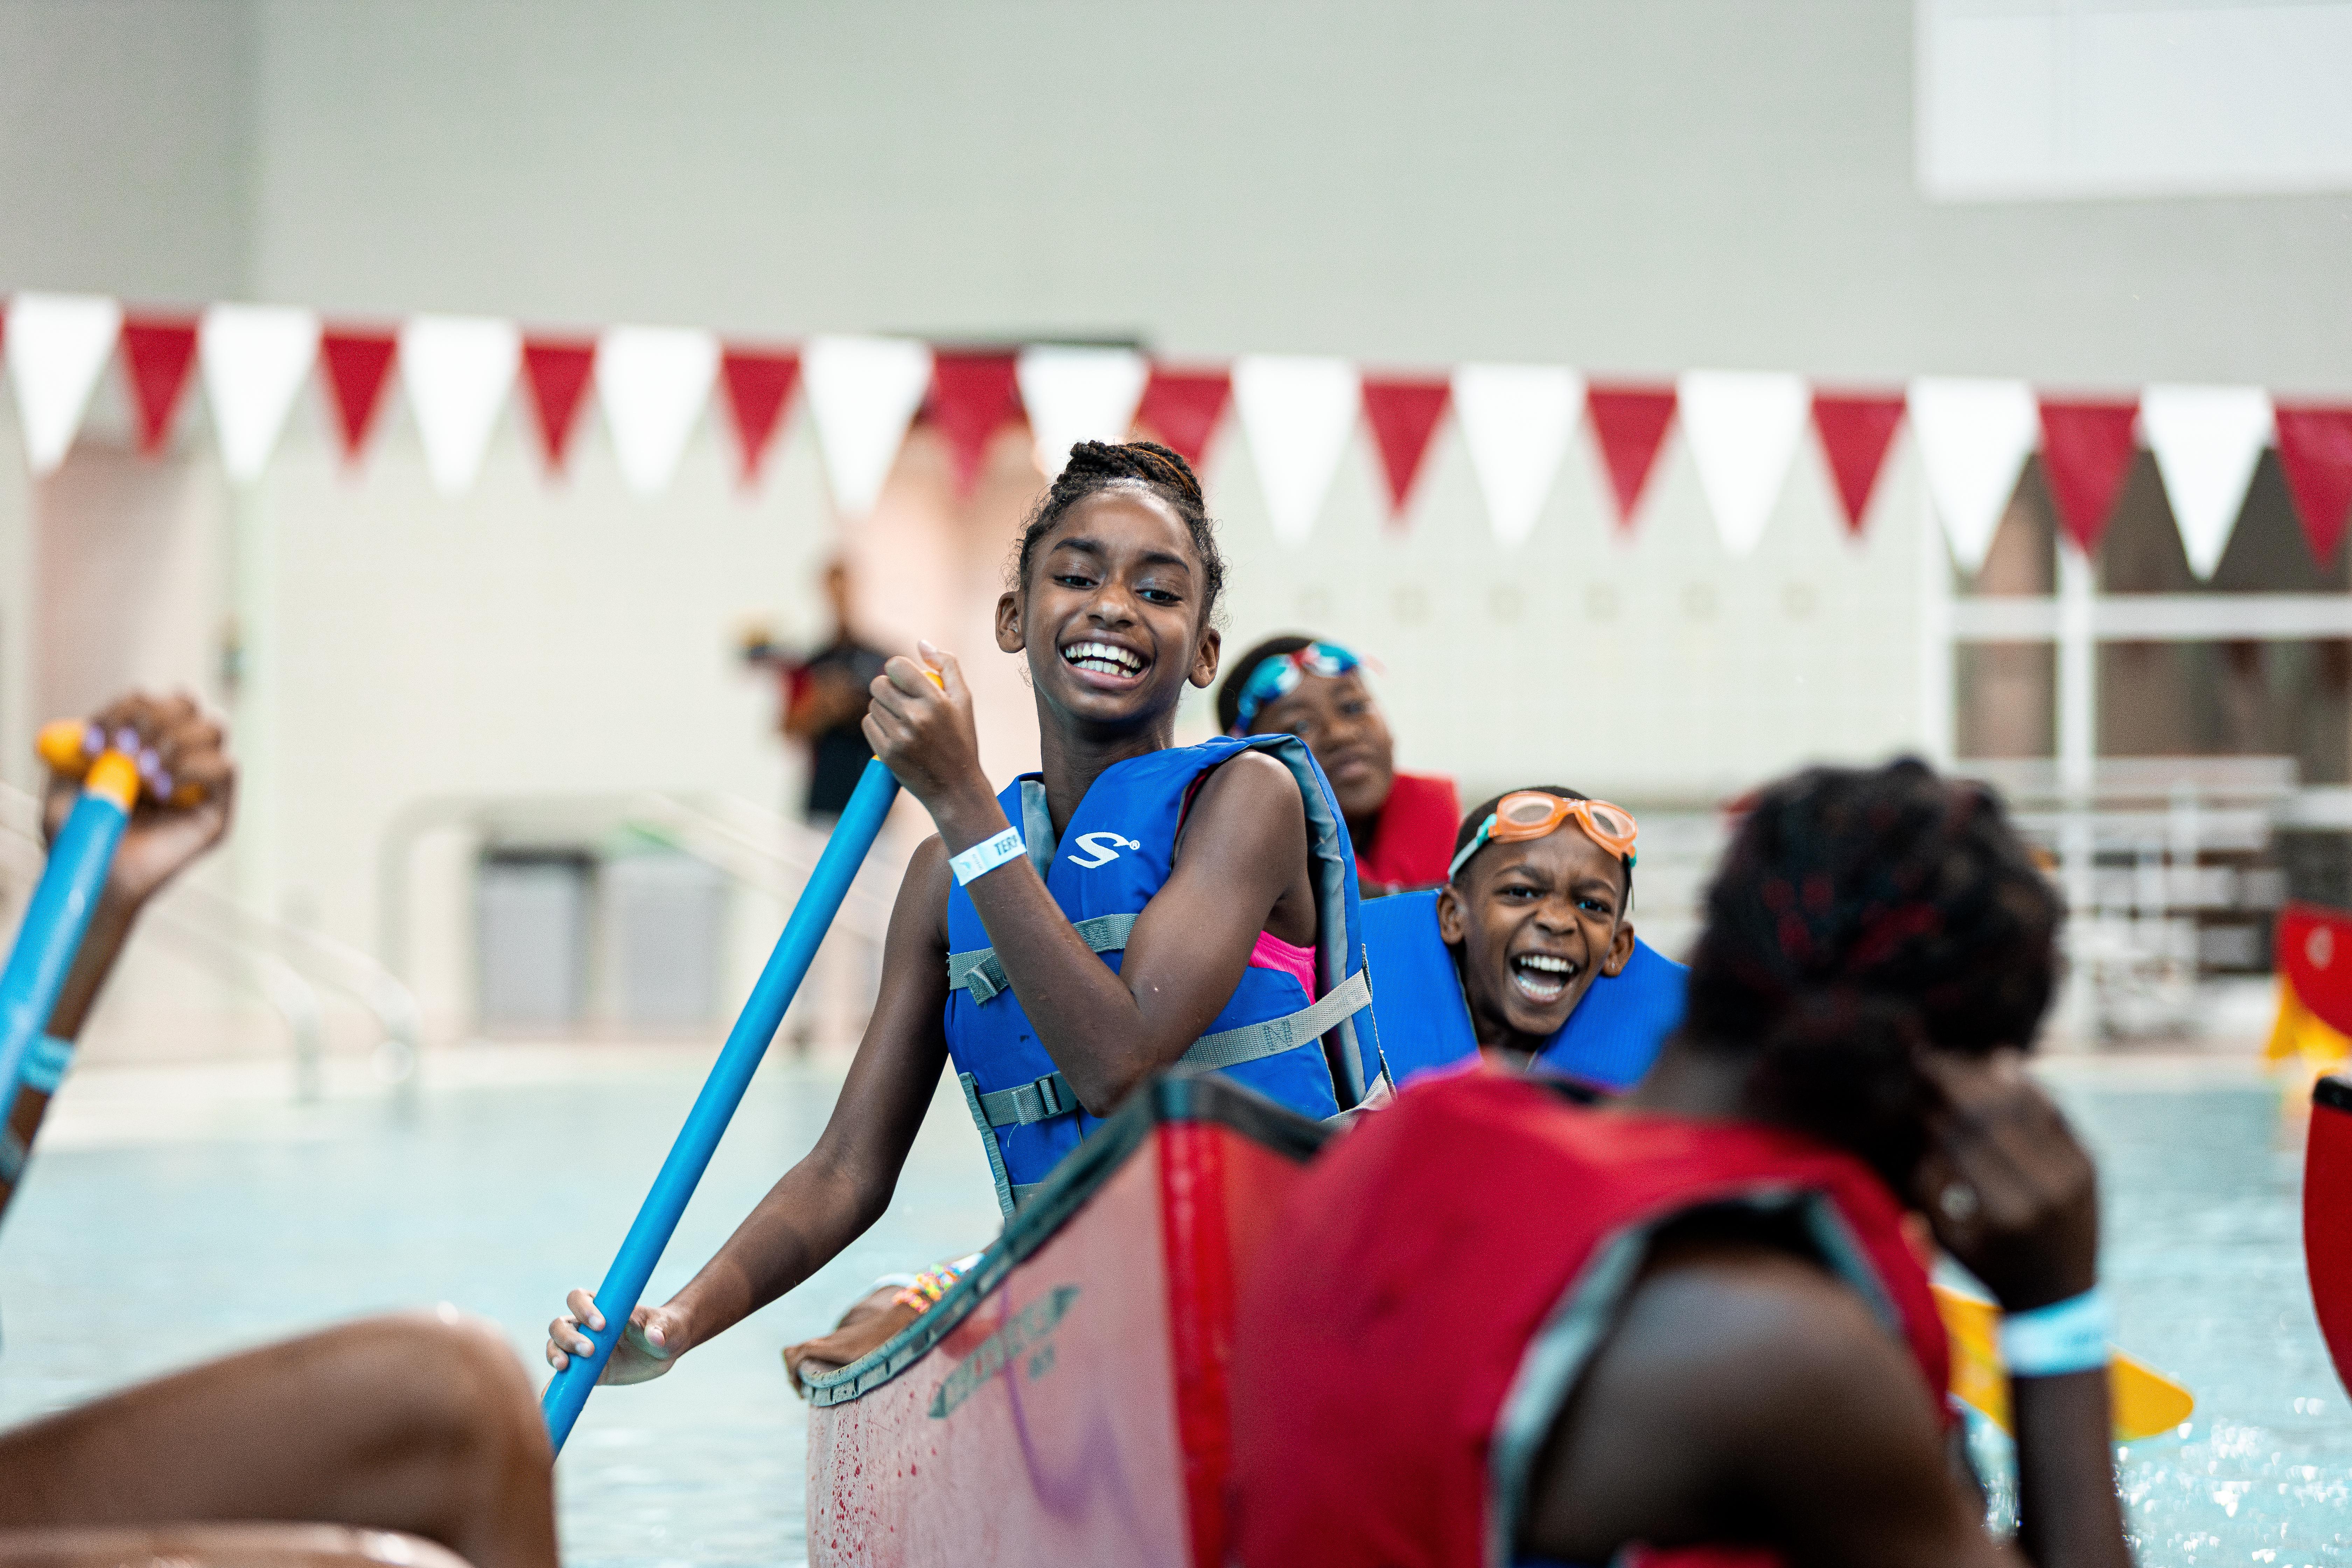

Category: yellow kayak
[1934, 1284, 2193, 1441]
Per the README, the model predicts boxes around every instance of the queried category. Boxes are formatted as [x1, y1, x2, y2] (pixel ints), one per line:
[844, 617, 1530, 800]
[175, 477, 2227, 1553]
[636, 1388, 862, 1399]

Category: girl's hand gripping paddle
[0, 723, 155, 1132]
[541, 738, 916, 1451]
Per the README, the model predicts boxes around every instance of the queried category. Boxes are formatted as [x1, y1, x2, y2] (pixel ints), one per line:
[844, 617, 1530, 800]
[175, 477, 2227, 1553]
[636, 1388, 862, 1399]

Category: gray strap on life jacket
[947, 913, 1138, 1004]
[959, 1068, 1071, 1221]
[1019, 778, 1057, 880]
[1180, 966, 1373, 1072]
[955, 968, 1371, 1220]
[957, 1071, 1020, 1219]
[974, 1070, 1078, 1129]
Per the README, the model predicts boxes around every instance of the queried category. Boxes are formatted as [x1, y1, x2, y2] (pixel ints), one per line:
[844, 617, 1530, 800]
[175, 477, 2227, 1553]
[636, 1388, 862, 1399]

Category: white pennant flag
[1231, 355, 1360, 547]
[6, 292, 123, 475]
[1906, 377, 2039, 573]
[1450, 363, 1584, 548]
[2140, 384, 2274, 580]
[1676, 369, 1811, 556]
[596, 326, 720, 497]
[400, 315, 520, 495]
[802, 335, 934, 517]
[200, 304, 321, 482]
[1016, 345, 1149, 478]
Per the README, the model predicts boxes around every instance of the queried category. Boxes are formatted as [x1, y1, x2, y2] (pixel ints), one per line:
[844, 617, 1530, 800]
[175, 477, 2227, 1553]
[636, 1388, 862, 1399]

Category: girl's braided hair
[1009, 440, 1226, 630]
[1685, 758, 2061, 1191]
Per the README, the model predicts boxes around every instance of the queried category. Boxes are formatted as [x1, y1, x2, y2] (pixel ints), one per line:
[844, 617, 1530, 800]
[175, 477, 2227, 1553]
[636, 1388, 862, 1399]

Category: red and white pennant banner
[2, 289, 2349, 572]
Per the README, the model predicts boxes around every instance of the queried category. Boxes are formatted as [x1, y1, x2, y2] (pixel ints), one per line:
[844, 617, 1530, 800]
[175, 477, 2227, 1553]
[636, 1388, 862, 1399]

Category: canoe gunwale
[801, 1070, 1332, 1408]
[2318, 1074, 2352, 1115]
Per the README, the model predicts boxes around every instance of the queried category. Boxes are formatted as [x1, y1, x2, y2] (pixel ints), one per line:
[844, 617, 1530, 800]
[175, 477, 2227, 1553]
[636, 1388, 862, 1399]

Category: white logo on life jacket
[1066, 831, 1141, 870]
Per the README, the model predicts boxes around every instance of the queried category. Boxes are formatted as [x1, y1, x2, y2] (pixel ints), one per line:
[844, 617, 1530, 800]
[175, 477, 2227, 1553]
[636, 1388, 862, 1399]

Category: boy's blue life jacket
[1359, 889, 1683, 1093]
[944, 734, 1376, 1218]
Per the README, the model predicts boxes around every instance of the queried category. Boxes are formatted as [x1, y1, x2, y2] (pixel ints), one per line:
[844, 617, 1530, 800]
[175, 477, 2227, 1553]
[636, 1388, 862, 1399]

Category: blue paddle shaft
[0, 790, 129, 1129]
[542, 758, 902, 1451]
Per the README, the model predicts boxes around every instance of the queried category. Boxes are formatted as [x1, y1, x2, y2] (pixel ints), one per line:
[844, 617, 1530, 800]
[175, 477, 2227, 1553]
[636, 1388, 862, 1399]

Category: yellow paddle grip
[35, 717, 203, 808]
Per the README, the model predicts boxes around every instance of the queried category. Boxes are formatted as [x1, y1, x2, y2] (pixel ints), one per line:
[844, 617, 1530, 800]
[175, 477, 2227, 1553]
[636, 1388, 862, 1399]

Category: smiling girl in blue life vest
[547, 440, 1376, 1388]
[1364, 786, 1686, 1092]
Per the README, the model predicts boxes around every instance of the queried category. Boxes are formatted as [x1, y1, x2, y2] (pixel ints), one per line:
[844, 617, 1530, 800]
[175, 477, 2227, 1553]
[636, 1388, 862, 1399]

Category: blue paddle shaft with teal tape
[542, 758, 901, 1451]
[0, 789, 130, 1129]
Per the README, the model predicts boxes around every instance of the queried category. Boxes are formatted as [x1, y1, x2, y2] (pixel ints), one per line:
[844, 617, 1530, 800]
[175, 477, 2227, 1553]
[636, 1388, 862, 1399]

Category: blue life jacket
[944, 734, 1376, 1217]
[1359, 889, 1682, 1092]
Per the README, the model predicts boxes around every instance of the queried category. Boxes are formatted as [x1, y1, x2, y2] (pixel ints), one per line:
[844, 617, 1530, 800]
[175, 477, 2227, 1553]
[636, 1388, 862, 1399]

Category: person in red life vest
[1365, 787, 1686, 1094]
[1232, 760, 2129, 1568]
[2, 694, 560, 1568]
[547, 441, 1377, 1387]
[1217, 635, 1459, 897]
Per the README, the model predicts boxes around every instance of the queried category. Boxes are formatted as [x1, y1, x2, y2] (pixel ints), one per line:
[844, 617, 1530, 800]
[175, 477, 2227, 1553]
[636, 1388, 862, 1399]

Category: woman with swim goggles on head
[1359, 786, 1686, 1093]
[1217, 636, 1460, 897]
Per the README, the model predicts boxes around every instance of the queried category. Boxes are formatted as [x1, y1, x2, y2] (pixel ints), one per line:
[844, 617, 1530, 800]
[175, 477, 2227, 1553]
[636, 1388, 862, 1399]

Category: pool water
[0, 1054, 1001, 1568]
[0, 1052, 2347, 1566]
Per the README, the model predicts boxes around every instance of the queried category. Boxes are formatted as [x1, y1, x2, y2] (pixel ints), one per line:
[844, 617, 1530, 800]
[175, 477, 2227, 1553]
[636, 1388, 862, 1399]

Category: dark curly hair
[1009, 440, 1226, 631]
[1683, 758, 2061, 1192]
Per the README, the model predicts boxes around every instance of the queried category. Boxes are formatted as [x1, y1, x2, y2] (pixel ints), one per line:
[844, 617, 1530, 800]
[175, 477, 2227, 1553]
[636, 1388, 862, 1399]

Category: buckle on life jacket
[948, 914, 1139, 1004]
[975, 1070, 1078, 1128]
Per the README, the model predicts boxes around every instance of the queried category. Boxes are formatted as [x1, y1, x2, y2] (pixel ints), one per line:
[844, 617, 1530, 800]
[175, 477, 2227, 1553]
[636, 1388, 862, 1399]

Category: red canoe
[801, 1074, 1330, 1568]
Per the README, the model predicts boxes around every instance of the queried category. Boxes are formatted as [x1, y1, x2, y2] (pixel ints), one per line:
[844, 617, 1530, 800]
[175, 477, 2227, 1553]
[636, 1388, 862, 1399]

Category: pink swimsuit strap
[1247, 929, 1320, 1001]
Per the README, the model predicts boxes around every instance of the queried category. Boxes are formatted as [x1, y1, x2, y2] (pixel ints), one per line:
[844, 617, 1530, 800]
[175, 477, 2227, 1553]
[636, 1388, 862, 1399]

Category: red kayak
[802, 1074, 1330, 1568]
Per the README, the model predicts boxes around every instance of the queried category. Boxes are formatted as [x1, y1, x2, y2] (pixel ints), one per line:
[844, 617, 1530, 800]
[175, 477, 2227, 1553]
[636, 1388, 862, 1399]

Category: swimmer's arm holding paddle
[1, 693, 231, 1223]
[1520, 1048, 2127, 1568]
[550, 482, 1315, 1382]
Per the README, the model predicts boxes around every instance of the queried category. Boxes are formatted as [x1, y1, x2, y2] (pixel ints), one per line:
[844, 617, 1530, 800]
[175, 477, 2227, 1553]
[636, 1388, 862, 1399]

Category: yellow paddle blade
[2270, 978, 2352, 1065]
[1932, 1283, 2193, 1442]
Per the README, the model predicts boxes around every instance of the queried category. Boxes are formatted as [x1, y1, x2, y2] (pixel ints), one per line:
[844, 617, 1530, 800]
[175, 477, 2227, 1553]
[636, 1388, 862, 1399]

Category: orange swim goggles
[1447, 791, 1639, 881]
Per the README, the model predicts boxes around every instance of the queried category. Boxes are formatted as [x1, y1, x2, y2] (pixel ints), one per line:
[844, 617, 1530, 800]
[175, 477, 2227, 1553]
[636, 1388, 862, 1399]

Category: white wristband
[1998, 1287, 2112, 1378]
[949, 827, 1025, 886]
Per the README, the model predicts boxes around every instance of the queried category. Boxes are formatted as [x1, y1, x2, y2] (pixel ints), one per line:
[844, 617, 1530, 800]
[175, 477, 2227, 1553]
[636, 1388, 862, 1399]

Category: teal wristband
[949, 827, 1024, 886]
[1998, 1287, 2111, 1378]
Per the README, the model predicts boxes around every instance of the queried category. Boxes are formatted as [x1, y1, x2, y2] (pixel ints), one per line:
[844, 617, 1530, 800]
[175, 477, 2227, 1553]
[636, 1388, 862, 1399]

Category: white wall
[244, 1, 2352, 388]
[1, 1, 2346, 1054]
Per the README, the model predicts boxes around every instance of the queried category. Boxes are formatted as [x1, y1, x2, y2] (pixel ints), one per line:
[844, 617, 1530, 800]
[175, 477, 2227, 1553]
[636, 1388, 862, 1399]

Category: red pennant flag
[929, 351, 1021, 496]
[1360, 376, 1450, 520]
[1585, 383, 1678, 527]
[518, 337, 597, 475]
[2038, 398, 2140, 554]
[320, 329, 399, 465]
[2276, 405, 2352, 568]
[1810, 391, 1906, 536]
[718, 345, 800, 486]
[1137, 366, 1232, 470]
[121, 315, 199, 456]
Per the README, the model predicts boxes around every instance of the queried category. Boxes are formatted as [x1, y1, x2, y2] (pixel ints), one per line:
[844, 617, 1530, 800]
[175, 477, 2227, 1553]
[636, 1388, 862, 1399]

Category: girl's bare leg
[0, 1523, 469, 1568]
[0, 1314, 555, 1568]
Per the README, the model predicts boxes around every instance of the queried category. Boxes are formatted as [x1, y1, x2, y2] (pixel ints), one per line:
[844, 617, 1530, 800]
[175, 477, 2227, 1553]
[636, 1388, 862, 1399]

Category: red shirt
[1229, 1069, 1948, 1568]
[1358, 770, 1461, 893]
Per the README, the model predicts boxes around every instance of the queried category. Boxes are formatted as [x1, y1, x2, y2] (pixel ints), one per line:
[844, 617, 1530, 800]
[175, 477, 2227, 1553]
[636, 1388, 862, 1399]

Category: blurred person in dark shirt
[755, 559, 890, 823]
[745, 558, 892, 1050]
